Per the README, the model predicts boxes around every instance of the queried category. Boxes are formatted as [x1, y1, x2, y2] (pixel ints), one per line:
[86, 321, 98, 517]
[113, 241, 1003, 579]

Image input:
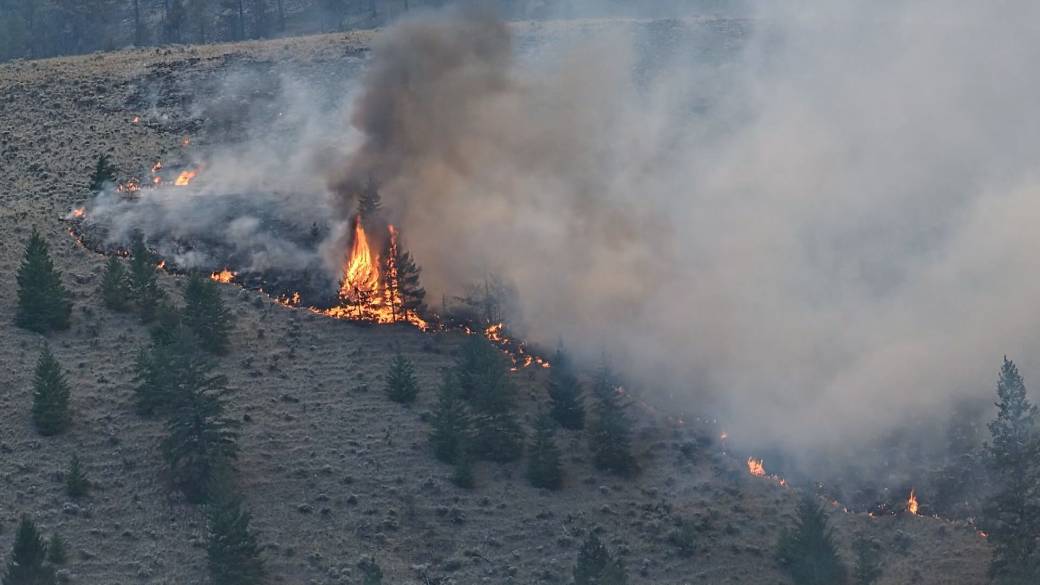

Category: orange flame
[70, 207, 86, 219]
[174, 169, 198, 186]
[210, 269, 235, 284]
[747, 457, 766, 477]
[341, 215, 380, 300]
[131, 116, 140, 124]
[907, 489, 919, 515]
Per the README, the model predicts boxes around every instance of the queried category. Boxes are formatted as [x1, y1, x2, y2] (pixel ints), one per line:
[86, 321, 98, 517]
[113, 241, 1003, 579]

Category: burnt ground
[0, 23, 990, 585]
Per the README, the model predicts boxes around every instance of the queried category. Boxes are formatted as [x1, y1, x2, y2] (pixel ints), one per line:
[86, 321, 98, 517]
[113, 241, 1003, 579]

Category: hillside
[0, 26, 991, 585]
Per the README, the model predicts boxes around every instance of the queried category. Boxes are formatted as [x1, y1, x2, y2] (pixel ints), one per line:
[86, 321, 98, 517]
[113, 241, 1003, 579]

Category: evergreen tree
[183, 271, 233, 354]
[45, 535, 66, 566]
[88, 153, 117, 194]
[382, 233, 426, 321]
[356, 181, 382, 220]
[149, 302, 183, 347]
[546, 345, 585, 430]
[454, 336, 524, 462]
[451, 441, 475, 490]
[31, 346, 71, 436]
[15, 227, 71, 333]
[65, 454, 89, 499]
[573, 532, 627, 585]
[851, 538, 881, 585]
[99, 256, 131, 311]
[587, 363, 637, 476]
[984, 358, 1040, 584]
[1, 516, 55, 585]
[162, 374, 239, 503]
[430, 371, 471, 464]
[358, 557, 383, 585]
[206, 490, 266, 585]
[527, 412, 563, 490]
[385, 351, 419, 404]
[775, 494, 847, 585]
[128, 233, 163, 322]
[134, 325, 215, 417]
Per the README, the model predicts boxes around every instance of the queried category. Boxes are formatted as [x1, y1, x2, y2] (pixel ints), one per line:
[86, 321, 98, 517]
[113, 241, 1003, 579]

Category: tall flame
[907, 489, 919, 515]
[174, 169, 198, 186]
[339, 215, 380, 300]
[747, 457, 766, 477]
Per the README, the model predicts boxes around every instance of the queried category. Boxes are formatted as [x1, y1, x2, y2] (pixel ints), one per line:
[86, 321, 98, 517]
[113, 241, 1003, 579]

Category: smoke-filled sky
[90, 1, 1040, 467]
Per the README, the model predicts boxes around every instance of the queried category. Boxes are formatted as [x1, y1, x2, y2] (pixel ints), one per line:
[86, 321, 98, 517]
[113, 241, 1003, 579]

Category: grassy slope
[0, 27, 989, 585]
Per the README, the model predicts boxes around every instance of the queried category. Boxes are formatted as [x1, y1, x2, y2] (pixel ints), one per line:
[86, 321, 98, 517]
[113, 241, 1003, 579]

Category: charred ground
[0, 24, 990, 585]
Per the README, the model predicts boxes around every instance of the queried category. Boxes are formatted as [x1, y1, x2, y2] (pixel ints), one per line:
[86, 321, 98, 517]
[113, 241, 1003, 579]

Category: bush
[574, 532, 627, 585]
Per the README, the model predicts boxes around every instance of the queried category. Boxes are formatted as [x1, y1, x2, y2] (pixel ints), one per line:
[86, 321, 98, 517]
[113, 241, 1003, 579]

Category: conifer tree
[385, 351, 419, 404]
[183, 271, 233, 354]
[775, 494, 847, 585]
[150, 302, 183, 346]
[65, 454, 89, 499]
[430, 371, 471, 464]
[527, 412, 563, 490]
[99, 256, 131, 311]
[31, 346, 71, 436]
[88, 153, 117, 194]
[851, 538, 881, 585]
[454, 336, 524, 462]
[382, 235, 426, 322]
[587, 363, 637, 476]
[206, 489, 266, 585]
[16, 227, 71, 333]
[1, 516, 55, 585]
[546, 345, 585, 430]
[451, 441, 475, 489]
[358, 557, 383, 585]
[128, 233, 163, 322]
[134, 325, 214, 416]
[356, 182, 382, 221]
[983, 358, 1040, 584]
[162, 375, 239, 503]
[573, 532, 627, 585]
[45, 535, 66, 566]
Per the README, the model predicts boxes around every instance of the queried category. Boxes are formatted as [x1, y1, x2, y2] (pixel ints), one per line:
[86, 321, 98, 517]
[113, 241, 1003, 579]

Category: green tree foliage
[851, 538, 881, 585]
[454, 336, 524, 462]
[451, 441, 475, 489]
[88, 153, 117, 193]
[775, 494, 847, 585]
[16, 227, 71, 333]
[587, 363, 637, 476]
[358, 556, 383, 585]
[546, 345, 585, 430]
[65, 454, 89, 499]
[430, 372, 471, 464]
[527, 412, 563, 490]
[206, 489, 266, 585]
[385, 351, 419, 404]
[356, 181, 382, 222]
[134, 325, 219, 416]
[183, 271, 233, 354]
[161, 368, 239, 503]
[99, 256, 131, 311]
[1, 516, 55, 585]
[149, 302, 184, 346]
[31, 345, 71, 436]
[45, 535, 66, 566]
[573, 532, 627, 585]
[382, 236, 426, 321]
[128, 233, 163, 322]
[984, 358, 1040, 584]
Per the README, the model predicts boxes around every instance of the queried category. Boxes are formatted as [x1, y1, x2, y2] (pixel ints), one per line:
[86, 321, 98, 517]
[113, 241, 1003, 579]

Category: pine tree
[183, 271, 233, 354]
[358, 557, 383, 585]
[851, 538, 881, 585]
[128, 233, 163, 322]
[984, 357, 1040, 584]
[587, 363, 637, 476]
[162, 376, 239, 503]
[573, 532, 627, 585]
[1, 516, 55, 585]
[451, 441, 475, 489]
[206, 490, 266, 585]
[547, 345, 585, 430]
[134, 325, 213, 417]
[45, 535, 66, 566]
[65, 454, 89, 499]
[527, 412, 563, 490]
[150, 302, 184, 346]
[385, 351, 419, 404]
[357, 181, 382, 221]
[15, 227, 71, 333]
[775, 494, 847, 585]
[430, 371, 471, 464]
[99, 256, 131, 311]
[455, 336, 524, 462]
[88, 153, 117, 194]
[31, 346, 71, 436]
[382, 233, 426, 322]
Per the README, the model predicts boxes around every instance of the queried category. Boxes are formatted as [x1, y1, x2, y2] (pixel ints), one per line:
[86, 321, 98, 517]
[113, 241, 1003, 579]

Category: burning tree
[381, 226, 426, 322]
[16, 227, 71, 333]
[983, 357, 1040, 584]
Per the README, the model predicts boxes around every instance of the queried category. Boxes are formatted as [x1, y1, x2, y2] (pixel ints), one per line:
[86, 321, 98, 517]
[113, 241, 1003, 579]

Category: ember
[210, 269, 236, 284]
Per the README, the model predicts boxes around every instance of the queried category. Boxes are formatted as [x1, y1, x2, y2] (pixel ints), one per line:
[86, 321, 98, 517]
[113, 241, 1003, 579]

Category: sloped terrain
[0, 24, 990, 585]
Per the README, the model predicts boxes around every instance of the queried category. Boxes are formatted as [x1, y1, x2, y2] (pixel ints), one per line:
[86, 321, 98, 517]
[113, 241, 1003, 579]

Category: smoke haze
[87, 1, 1040, 476]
